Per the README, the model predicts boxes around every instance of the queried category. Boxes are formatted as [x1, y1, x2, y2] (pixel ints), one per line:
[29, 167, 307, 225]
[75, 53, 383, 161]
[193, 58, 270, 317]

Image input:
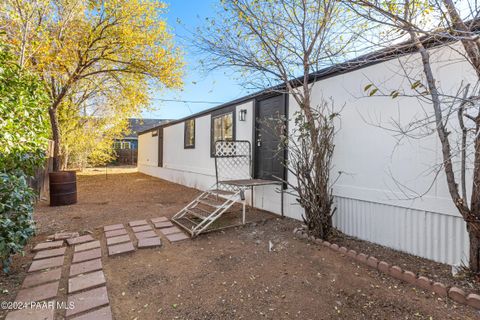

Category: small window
[211, 112, 234, 155]
[122, 141, 131, 149]
[114, 142, 121, 149]
[184, 119, 195, 148]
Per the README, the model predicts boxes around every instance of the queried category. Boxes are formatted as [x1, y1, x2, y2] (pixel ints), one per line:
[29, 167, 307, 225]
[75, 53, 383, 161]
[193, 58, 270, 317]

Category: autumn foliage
[1, 0, 183, 169]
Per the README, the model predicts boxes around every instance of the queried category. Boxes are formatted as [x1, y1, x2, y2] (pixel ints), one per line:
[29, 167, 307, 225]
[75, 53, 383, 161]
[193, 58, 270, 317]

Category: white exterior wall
[138, 132, 157, 166]
[140, 101, 255, 197]
[139, 43, 474, 266]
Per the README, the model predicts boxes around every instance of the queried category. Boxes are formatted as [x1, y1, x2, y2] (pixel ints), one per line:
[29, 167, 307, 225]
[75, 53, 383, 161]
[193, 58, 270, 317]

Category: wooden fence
[115, 149, 138, 165]
[29, 140, 54, 201]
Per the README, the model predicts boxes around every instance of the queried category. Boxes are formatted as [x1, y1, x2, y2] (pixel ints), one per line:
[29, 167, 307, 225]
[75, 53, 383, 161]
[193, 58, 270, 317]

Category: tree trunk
[408, 30, 480, 273]
[48, 107, 61, 172]
[62, 147, 69, 171]
[468, 223, 480, 273]
[442, 0, 480, 77]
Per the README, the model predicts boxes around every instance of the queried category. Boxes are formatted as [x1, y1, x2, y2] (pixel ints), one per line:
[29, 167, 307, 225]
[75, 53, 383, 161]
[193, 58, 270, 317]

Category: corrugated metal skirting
[333, 196, 470, 266]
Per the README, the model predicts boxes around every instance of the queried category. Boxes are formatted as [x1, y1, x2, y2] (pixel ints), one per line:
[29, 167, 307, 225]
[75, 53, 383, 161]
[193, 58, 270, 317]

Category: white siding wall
[140, 101, 255, 193]
[163, 114, 215, 178]
[139, 43, 475, 266]
[138, 132, 157, 166]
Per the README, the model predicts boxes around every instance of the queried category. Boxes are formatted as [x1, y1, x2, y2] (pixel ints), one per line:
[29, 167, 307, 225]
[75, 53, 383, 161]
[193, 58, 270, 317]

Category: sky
[144, 0, 477, 121]
[143, 0, 249, 120]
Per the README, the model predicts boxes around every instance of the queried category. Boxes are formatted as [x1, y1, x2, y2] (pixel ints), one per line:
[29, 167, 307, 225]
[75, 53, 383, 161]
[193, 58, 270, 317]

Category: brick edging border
[292, 228, 480, 310]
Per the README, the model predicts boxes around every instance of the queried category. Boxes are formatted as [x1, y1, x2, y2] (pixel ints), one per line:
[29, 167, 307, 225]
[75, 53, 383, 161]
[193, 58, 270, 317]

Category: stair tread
[172, 186, 244, 236]
[208, 189, 236, 196]
[186, 207, 214, 219]
[198, 199, 224, 208]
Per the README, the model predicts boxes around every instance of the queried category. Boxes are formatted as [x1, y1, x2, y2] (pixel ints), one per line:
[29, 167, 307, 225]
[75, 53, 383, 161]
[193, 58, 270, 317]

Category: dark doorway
[254, 94, 287, 181]
[158, 128, 164, 167]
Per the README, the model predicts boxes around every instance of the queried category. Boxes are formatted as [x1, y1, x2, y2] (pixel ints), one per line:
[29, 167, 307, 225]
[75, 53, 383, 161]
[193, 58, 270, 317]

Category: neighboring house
[138, 39, 476, 266]
[114, 118, 169, 165]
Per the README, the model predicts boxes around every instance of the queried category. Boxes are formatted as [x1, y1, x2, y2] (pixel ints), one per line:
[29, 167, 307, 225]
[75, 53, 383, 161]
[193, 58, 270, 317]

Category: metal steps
[198, 198, 225, 208]
[208, 189, 236, 196]
[171, 184, 246, 237]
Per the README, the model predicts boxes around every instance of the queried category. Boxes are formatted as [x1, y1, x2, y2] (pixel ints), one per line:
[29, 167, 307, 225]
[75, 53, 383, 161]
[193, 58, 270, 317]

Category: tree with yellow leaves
[1, 0, 183, 170]
[58, 75, 146, 169]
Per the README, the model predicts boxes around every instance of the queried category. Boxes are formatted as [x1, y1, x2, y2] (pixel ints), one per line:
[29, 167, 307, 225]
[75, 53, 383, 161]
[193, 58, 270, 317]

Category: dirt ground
[333, 233, 480, 293]
[1, 167, 479, 319]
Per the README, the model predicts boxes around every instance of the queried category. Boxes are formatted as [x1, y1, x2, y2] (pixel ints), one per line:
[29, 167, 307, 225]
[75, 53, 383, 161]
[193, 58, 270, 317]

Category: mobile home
[138, 41, 476, 266]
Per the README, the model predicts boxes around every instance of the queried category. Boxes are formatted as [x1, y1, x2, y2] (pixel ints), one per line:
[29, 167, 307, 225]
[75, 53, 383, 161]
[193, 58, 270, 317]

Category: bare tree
[274, 101, 340, 238]
[194, 0, 359, 238]
[345, 0, 480, 272]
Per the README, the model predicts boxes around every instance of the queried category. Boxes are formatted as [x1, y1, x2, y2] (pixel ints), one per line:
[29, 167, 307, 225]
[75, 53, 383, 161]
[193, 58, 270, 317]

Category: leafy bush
[0, 172, 36, 272]
[0, 40, 49, 272]
[0, 43, 50, 175]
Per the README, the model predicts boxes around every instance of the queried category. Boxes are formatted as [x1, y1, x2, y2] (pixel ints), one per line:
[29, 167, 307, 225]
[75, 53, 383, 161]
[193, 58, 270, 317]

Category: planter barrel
[49, 171, 77, 206]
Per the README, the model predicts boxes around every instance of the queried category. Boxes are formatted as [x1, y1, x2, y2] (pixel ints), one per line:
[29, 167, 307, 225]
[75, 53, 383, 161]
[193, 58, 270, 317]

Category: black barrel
[49, 171, 77, 206]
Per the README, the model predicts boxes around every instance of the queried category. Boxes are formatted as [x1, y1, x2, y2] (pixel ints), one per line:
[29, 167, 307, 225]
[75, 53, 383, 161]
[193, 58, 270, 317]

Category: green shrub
[0, 43, 50, 175]
[0, 172, 36, 272]
[0, 40, 49, 272]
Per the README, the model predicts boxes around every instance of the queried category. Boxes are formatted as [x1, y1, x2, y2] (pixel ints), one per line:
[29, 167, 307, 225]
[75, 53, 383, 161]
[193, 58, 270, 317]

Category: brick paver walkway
[33, 247, 66, 260]
[21, 268, 62, 289]
[151, 217, 168, 223]
[107, 242, 135, 256]
[67, 235, 94, 246]
[72, 248, 102, 263]
[104, 229, 127, 238]
[68, 270, 106, 293]
[138, 237, 162, 248]
[160, 226, 182, 235]
[153, 218, 189, 243]
[134, 230, 157, 239]
[154, 221, 173, 228]
[15, 281, 59, 302]
[7, 216, 189, 319]
[103, 224, 123, 232]
[28, 256, 64, 272]
[131, 225, 151, 232]
[6, 232, 113, 320]
[32, 240, 63, 251]
[106, 235, 130, 246]
[128, 220, 148, 227]
[166, 232, 190, 242]
[5, 307, 54, 320]
[69, 259, 102, 277]
[104, 224, 135, 257]
[66, 286, 110, 317]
